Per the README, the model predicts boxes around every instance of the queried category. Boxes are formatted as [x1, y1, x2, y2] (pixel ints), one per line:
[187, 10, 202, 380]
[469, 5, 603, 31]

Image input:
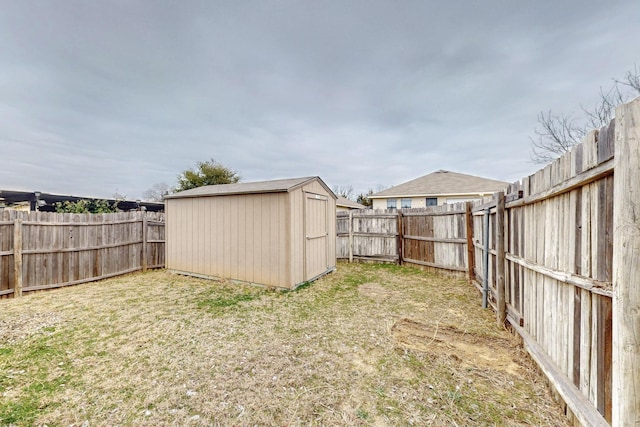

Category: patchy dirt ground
[390, 318, 523, 376]
[0, 262, 568, 426]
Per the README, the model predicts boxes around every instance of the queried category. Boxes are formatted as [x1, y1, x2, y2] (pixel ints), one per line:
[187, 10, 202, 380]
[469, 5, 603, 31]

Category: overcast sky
[1, 0, 638, 200]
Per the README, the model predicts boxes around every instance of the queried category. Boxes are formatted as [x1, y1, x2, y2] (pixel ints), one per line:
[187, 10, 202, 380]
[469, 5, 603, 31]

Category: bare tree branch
[530, 64, 640, 164]
[142, 182, 170, 202]
[616, 64, 640, 94]
[332, 185, 354, 200]
[530, 111, 583, 164]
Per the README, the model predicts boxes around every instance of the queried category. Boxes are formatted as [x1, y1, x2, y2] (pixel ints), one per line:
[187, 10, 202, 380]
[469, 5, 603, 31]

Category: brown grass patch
[0, 263, 569, 426]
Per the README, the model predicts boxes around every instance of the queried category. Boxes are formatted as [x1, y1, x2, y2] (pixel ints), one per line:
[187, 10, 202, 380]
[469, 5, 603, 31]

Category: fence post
[465, 202, 475, 284]
[348, 210, 353, 263]
[142, 213, 148, 272]
[482, 207, 490, 308]
[612, 97, 640, 426]
[495, 192, 506, 326]
[13, 219, 23, 297]
[397, 211, 403, 265]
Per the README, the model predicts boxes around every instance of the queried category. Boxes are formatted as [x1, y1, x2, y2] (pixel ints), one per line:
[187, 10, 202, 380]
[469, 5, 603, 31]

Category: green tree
[356, 189, 375, 208]
[175, 159, 240, 191]
[54, 199, 118, 213]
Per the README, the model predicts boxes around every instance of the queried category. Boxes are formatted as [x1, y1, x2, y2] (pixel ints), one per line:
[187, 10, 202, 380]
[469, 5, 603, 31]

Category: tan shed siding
[258, 194, 267, 284]
[237, 196, 246, 281]
[167, 193, 290, 288]
[300, 180, 337, 280]
[289, 187, 305, 286]
[284, 192, 292, 287]
[328, 195, 336, 266]
[165, 201, 172, 269]
[196, 198, 204, 274]
[303, 180, 328, 196]
[244, 196, 255, 282]
[304, 194, 327, 278]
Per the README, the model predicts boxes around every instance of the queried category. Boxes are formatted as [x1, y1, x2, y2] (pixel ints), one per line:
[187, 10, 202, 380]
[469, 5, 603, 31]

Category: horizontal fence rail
[0, 210, 165, 298]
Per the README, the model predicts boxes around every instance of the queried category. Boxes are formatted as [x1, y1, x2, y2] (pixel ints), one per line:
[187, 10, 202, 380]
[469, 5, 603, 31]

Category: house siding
[372, 195, 488, 210]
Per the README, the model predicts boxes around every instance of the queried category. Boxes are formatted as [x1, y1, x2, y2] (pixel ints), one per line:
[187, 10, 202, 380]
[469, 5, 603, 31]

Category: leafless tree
[531, 65, 640, 164]
[617, 64, 640, 92]
[142, 182, 171, 202]
[530, 111, 585, 164]
[581, 85, 626, 131]
[332, 185, 355, 200]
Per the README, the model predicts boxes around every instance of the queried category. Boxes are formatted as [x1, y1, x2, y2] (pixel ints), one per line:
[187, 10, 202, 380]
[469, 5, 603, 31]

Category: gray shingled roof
[336, 196, 365, 209]
[165, 176, 336, 199]
[370, 170, 509, 198]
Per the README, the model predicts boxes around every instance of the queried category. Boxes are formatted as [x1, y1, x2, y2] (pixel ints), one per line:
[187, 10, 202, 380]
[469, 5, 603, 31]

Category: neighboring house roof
[370, 170, 509, 198]
[336, 196, 366, 209]
[165, 176, 337, 199]
[0, 189, 164, 212]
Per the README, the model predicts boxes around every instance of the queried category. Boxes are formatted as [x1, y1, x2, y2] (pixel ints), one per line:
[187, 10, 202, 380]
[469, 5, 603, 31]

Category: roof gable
[371, 170, 508, 198]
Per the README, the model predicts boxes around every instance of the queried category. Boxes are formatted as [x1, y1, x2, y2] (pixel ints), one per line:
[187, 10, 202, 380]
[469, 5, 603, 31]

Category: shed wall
[288, 181, 336, 285]
[289, 187, 305, 285]
[166, 192, 291, 288]
[299, 180, 337, 281]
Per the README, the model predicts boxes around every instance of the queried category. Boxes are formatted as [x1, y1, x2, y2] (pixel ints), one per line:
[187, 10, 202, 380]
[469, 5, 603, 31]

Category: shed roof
[165, 176, 337, 199]
[370, 170, 509, 198]
[336, 196, 366, 209]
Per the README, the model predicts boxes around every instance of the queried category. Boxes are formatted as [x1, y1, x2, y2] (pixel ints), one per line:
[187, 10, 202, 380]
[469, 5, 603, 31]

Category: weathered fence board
[0, 211, 165, 298]
[466, 112, 618, 425]
[337, 205, 469, 272]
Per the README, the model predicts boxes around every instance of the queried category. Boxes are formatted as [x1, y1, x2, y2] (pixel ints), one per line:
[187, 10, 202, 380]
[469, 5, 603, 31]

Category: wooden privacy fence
[337, 203, 471, 274]
[472, 130, 614, 427]
[337, 98, 640, 426]
[337, 210, 399, 263]
[0, 210, 165, 298]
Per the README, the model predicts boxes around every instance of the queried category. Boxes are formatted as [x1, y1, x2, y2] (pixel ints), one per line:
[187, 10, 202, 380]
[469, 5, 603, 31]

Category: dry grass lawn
[0, 262, 569, 426]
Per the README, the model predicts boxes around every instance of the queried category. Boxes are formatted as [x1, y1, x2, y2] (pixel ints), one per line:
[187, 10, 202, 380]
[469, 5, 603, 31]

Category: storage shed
[164, 176, 337, 289]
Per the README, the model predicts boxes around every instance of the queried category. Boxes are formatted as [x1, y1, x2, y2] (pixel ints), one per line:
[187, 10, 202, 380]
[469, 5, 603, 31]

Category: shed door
[305, 192, 329, 280]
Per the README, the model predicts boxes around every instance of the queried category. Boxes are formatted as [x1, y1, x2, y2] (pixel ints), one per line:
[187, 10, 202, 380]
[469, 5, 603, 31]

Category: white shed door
[305, 193, 329, 280]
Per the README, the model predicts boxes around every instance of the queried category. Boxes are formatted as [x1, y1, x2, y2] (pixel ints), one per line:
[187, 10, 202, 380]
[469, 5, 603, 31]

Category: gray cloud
[0, 0, 638, 198]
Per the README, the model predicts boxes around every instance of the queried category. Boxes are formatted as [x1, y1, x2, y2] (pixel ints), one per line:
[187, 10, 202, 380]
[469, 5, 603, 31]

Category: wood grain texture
[1, 211, 164, 297]
[612, 97, 640, 426]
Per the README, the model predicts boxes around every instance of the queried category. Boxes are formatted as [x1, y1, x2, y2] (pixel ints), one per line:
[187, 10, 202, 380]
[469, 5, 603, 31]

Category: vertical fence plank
[142, 213, 148, 271]
[348, 210, 353, 263]
[495, 192, 506, 325]
[612, 97, 640, 427]
[482, 208, 490, 308]
[397, 211, 403, 265]
[13, 219, 22, 297]
[465, 202, 475, 284]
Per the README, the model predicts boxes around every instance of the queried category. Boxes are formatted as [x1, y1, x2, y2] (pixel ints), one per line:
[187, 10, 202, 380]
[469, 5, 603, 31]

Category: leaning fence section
[469, 115, 617, 425]
[0, 210, 165, 298]
[334, 98, 631, 425]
